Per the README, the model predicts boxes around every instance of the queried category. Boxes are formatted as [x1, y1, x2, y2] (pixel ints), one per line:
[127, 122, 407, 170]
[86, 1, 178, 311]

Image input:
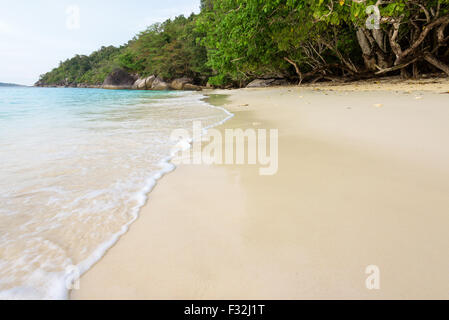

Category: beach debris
[373, 103, 383, 108]
[415, 96, 423, 100]
[240, 104, 249, 107]
[252, 122, 262, 126]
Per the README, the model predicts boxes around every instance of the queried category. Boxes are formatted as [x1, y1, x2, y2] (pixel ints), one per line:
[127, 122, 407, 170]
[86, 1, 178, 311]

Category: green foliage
[39, 14, 211, 86]
[38, 1, 449, 87]
[196, 0, 362, 84]
[39, 46, 123, 85]
[197, 0, 449, 84]
[197, 1, 289, 85]
[119, 14, 210, 82]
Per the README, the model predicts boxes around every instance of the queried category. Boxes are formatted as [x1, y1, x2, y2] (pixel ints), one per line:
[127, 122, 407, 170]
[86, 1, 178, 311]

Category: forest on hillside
[37, 0, 449, 88]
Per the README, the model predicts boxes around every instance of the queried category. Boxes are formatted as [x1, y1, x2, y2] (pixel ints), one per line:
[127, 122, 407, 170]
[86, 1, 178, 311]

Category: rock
[151, 77, 169, 90]
[183, 83, 202, 91]
[132, 75, 159, 90]
[171, 78, 193, 90]
[246, 78, 288, 88]
[103, 68, 137, 89]
[133, 78, 147, 90]
[144, 75, 156, 89]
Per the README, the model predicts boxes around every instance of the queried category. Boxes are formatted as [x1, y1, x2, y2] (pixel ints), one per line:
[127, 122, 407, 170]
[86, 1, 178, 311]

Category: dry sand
[73, 79, 449, 299]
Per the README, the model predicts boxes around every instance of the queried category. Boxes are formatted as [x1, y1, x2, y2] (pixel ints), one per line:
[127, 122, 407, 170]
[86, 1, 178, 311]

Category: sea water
[0, 87, 232, 299]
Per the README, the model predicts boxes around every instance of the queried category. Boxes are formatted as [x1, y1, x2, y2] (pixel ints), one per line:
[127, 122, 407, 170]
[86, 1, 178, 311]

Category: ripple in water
[0, 87, 232, 299]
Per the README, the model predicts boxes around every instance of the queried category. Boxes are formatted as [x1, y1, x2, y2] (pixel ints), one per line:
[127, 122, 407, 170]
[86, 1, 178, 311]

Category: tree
[38, 0, 449, 87]
[118, 14, 211, 83]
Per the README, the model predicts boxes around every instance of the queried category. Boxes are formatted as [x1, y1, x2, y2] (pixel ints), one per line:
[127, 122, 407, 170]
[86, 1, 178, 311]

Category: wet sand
[73, 80, 449, 299]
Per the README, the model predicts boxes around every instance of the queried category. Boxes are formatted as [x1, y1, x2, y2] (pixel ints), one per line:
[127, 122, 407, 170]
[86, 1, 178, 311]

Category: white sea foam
[0, 88, 233, 300]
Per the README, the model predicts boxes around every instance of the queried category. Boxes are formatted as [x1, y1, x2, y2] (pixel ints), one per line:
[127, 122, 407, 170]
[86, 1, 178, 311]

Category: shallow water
[0, 87, 231, 299]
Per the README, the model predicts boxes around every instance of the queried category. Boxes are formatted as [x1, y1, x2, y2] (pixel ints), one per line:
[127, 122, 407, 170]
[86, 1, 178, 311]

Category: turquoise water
[0, 87, 231, 299]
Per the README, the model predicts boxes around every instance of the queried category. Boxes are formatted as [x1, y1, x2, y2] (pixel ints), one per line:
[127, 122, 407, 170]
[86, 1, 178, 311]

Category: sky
[0, 0, 201, 85]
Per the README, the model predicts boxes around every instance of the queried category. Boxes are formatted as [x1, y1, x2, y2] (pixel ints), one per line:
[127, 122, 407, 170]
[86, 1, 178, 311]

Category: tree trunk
[375, 58, 418, 75]
[356, 28, 377, 72]
[376, 51, 392, 69]
[284, 57, 303, 84]
[396, 15, 449, 65]
[412, 62, 419, 79]
[373, 29, 387, 53]
[424, 52, 449, 75]
[401, 67, 411, 79]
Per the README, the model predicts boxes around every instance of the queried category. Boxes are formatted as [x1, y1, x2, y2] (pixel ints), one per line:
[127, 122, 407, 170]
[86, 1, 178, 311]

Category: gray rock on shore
[133, 78, 146, 90]
[37, 69, 204, 91]
[246, 78, 289, 88]
[183, 83, 202, 91]
[145, 76, 156, 89]
[103, 68, 137, 90]
[133, 75, 156, 90]
[170, 78, 193, 90]
[151, 77, 169, 90]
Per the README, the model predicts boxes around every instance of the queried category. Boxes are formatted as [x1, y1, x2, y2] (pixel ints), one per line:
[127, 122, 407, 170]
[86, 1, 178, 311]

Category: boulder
[246, 78, 288, 88]
[170, 78, 194, 90]
[133, 78, 147, 90]
[271, 79, 289, 86]
[144, 75, 156, 89]
[103, 68, 137, 89]
[133, 75, 157, 90]
[183, 83, 202, 91]
[151, 77, 169, 90]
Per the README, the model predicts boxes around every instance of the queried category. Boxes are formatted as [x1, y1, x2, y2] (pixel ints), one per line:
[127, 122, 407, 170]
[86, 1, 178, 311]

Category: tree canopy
[198, 0, 449, 85]
[37, 1, 449, 87]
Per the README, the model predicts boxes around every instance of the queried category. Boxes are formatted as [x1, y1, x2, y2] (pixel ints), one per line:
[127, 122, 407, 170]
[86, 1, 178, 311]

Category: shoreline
[73, 80, 449, 299]
[34, 74, 449, 92]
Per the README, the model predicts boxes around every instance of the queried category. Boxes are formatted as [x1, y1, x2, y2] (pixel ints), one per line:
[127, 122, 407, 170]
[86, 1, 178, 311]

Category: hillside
[36, 1, 449, 88]
[0, 82, 25, 87]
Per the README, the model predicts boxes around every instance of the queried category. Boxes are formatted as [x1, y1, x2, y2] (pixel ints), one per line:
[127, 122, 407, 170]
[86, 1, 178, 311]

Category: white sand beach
[73, 79, 449, 300]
